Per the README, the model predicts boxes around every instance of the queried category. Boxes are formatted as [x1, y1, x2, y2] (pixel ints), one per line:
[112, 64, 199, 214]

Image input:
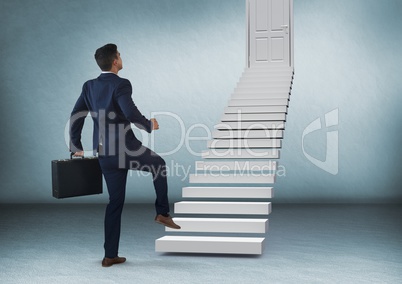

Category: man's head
[94, 43, 122, 73]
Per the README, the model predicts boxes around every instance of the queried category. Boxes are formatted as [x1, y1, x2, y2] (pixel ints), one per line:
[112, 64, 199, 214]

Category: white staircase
[155, 66, 294, 255]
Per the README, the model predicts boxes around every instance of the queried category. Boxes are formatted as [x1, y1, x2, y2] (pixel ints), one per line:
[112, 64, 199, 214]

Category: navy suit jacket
[69, 73, 152, 156]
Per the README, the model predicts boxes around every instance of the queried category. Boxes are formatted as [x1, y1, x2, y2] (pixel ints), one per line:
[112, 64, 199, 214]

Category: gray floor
[0, 204, 401, 283]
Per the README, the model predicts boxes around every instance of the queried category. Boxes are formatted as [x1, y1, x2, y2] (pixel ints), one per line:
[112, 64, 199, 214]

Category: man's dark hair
[94, 44, 118, 71]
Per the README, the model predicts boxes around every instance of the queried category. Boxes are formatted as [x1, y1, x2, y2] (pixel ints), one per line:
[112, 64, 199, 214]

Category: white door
[247, 0, 292, 67]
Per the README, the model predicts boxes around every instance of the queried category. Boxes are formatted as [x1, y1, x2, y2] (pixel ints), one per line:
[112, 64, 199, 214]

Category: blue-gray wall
[0, 0, 401, 203]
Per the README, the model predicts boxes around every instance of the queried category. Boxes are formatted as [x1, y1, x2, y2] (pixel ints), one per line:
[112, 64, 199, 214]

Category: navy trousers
[98, 145, 170, 258]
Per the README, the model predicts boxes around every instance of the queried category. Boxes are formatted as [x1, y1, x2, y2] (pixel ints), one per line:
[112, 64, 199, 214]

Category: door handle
[281, 25, 289, 34]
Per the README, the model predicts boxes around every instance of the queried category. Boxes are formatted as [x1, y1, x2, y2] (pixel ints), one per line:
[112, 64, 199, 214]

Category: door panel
[256, 38, 269, 61]
[256, 0, 268, 31]
[271, 37, 284, 60]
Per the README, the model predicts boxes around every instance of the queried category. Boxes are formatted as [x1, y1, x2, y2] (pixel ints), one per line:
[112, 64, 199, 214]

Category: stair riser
[238, 79, 292, 84]
[222, 113, 286, 122]
[189, 174, 275, 184]
[231, 94, 290, 100]
[174, 202, 272, 215]
[243, 71, 293, 76]
[237, 82, 292, 88]
[165, 218, 269, 233]
[240, 75, 293, 80]
[201, 150, 280, 159]
[216, 121, 285, 130]
[246, 65, 293, 70]
[225, 106, 287, 114]
[246, 66, 293, 70]
[241, 75, 293, 80]
[234, 88, 291, 94]
[155, 237, 265, 255]
[239, 79, 293, 85]
[195, 161, 277, 172]
[228, 99, 289, 107]
[182, 187, 274, 199]
[212, 130, 283, 139]
[207, 139, 281, 149]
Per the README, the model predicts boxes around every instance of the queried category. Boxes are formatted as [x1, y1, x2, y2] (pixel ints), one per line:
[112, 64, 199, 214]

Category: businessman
[69, 43, 180, 267]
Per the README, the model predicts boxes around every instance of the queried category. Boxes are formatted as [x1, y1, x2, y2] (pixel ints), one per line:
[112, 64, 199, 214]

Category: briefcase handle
[70, 152, 84, 159]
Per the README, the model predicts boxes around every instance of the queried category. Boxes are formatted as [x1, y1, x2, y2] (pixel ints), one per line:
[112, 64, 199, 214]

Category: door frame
[246, 0, 294, 68]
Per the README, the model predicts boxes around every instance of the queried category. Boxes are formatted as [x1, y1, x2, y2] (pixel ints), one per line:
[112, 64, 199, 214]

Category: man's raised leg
[126, 146, 180, 229]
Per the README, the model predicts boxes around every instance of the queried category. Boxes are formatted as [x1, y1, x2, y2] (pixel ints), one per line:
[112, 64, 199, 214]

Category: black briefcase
[51, 155, 103, 199]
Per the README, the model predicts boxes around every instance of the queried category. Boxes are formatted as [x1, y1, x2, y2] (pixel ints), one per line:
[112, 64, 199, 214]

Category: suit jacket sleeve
[69, 83, 89, 152]
[115, 79, 152, 133]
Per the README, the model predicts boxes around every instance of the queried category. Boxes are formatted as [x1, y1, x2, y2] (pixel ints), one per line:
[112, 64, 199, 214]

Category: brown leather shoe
[155, 214, 181, 229]
[102, 256, 126, 267]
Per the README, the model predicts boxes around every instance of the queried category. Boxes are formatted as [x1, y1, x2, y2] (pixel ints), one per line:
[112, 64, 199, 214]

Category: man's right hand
[151, 118, 159, 130]
[73, 151, 84, 157]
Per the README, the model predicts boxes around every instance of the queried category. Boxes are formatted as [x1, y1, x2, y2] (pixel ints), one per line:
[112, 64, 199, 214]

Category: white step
[195, 161, 277, 172]
[244, 67, 293, 72]
[174, 201, 272, 215]
[231, 93, 290, 100]
[207, 139, 281, 148]
[189, 173, 275, 184]
[182, 186, 274, 199]
[212, 130, 283, 139]
[236, 81, 292, 90]
[225, 106, 287, 114]
[165, 218, 269, 233]
[248, 65, 293, 69]
[242, 70, 293, 77]
[242, 74, 293, 79]
[239, 79, 292, 86]
[240, 76, 293, 83]
[234, 87, 290, 94]
[237, 82, 291, 88]
[201, 149, 279, 159]
[155, 236, 265, 255]
[236, 79, 292, 85]
[221, 113, 286, 122]
[241, 76, 293, 82]
[228, 99, 289, 107]
[247, 66, 293, 71]
[215, 121, 285, 130]
[244, 66, 293, 71]
[240, 73, 292, 79]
